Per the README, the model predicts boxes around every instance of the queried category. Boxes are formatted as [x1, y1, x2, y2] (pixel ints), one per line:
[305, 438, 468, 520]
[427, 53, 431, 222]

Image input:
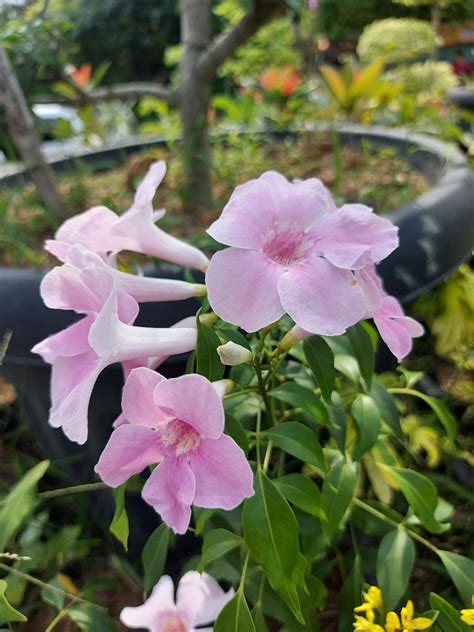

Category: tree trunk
[0, 46, 65, 220]
[179, 0, 213, 216]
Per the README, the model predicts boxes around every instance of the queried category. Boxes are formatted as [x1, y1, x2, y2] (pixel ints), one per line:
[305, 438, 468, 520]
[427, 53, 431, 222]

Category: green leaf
[351, 394, 381, 460]
[41, 578, 65, 611]
[274, 474, 325, 520]
[110, 484, 129, 551]
[0, 580, 27, 622]
[413, 392, 456, 446]
[242, 471, 303, 623]
[268, 382, 329, 423]
[225, 413, 249, 454]
[437, 551, 474, 606]
[386, 466, 445, 534]
[321, 460, 357, 539]
[429, 593, 471, 632]
[66, 604, 118, 631]
[370, 381, 403, 440]
[214, 591, 256, 632]
[265, 422, 324, 470]
[196, 312, 225, 381]
[347, 324, 375, 390]
[303, 336, 335, 402]
[141, 524, 171, 592]
[251, 602, 269, 632]
[376, 528, 415, 610]
[219, 327, 251, 351]
[0, 460, 49, 551]
[198, 529, 242, 571]
[338, 555, 363, 632]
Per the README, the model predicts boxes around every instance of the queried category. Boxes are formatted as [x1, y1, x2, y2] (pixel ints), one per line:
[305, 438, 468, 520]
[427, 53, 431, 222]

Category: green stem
[0, 563, 87, 604]
[38, 482, 108, 500]
[239, 550, 251, 594]
[262, 441, 273, 473]
[254, 354, 275, 428]
[353, 499, 439, 554]
[255, 405, 262, 468]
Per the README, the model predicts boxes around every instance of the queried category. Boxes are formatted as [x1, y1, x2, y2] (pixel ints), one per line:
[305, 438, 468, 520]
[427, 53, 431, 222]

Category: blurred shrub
[357, 18, 436, 63]
[386, 61, 458, 101]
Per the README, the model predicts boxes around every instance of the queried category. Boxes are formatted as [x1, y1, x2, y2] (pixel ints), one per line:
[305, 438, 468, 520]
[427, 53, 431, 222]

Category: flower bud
[278, 325, 311, 351]
[217, 341, 252, 366]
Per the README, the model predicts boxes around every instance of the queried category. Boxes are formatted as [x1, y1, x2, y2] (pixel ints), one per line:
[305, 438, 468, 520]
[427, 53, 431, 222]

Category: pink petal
[122, 367, 166, 428]
[142, 456, 196, 534]
[153, 374, 224, 439]
[55, 205, 120, 254]
[278, 257, 367, 335]
[32, 316, 93, 362]
[206, 248, 285, 332]
[95, 424, 163, 487]
[190, 435, 254, 509]
[40, 265, 114, 314]
[120, 575, 176, 629]
[176, 571, 233, 627]
[117, 271, 203, 303]
[374, 296, 424, 361]
[312, 204, 398, 269]
[132, 160, 166, 208]
[355, 264, 384, 316]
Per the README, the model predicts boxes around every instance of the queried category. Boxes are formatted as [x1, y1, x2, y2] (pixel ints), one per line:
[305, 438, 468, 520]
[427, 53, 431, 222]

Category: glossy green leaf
[268, 382, 329, 423]
[437, 551, 474, 606]
[274, 474, 325, 520]
[198, 529, 242, 571]
[338, 555, 363, 632]
[225, 413, 249, 454]
[303, 336, 335, 402]
[321, 460, 357, 539]
[66, 604, 119, 631]
[141, 523, 171, 592]
[219, 327, 251, 351]
[41, 578, 65, 611]
[0, 460, 49, 552]
[242, 471, 303, 623]
[351, 394, 381, 460]
[110, 484, 129, 551]
[251, 602, 269, 632]
[347, 324, 375, 390]
[429, 593, 471, 632]
[214, 591, 256, 632]
[386, 466, 445, 534]
[265, 422, 324, 470]
[370, 381, 403, 439]
[414, 392, 456, 446]
[0, 580, 27, 622]
[376, 528, 415, 610]
[196, 313, 225, 381]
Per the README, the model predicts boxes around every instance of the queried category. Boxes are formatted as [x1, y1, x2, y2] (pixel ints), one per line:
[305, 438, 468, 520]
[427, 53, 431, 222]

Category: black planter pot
[1, 126, 473, 551]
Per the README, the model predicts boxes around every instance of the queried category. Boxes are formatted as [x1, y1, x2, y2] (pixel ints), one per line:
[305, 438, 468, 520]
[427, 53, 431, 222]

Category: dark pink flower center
[160, 614, 188, 632]
[160, 419, 200, 456]
[262, 224, 313, 266]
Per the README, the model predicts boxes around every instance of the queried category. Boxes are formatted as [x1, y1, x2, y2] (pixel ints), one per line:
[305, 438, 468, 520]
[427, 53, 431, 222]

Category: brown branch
[197, 0, 285, 83]
[34, 82, 178, 107]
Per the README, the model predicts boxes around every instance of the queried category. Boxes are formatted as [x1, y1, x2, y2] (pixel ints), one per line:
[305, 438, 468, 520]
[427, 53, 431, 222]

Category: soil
[0, 133, 429, 268]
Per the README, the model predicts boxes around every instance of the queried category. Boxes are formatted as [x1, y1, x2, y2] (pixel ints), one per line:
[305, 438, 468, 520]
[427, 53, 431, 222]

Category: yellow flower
[354, 609, 385, 631]
[385, 611, 401, 631]
[355, 586, 384, 617]
[400, 600, 433, 630]
[460, 595, 474, 625]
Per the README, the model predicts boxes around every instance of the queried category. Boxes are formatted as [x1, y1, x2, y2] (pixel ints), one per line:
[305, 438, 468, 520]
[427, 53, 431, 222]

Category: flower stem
[38, 482, 109, 500]
[0, 563, 87, 604]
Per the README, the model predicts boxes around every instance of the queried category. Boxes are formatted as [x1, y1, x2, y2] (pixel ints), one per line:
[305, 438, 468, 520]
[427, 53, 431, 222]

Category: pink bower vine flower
[48, 161, 209, 272]
[206, 171, 398, 335]
[32, 267, 197, 444]
[95, 367, 254, 534]
[120, 572, 233, 631]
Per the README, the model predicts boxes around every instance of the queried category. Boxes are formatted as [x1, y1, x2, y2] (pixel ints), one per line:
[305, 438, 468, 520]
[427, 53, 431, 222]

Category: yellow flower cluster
[460, 596, 474, 626]
[353, 586, 433, 631]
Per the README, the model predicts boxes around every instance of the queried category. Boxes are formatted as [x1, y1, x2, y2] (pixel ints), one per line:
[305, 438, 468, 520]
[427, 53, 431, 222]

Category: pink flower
[206, 171, 398, 334]
[50, 161, 209, 271]
[356, 265, 424, 361]
[32, 270, 197, 444]
[120, 571, 233, 631]
[41, 244, 205, 308]
[95, 367, 254, 534]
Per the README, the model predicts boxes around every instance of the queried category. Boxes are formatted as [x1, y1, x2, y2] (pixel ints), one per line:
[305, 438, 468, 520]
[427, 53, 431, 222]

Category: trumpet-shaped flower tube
[120, 571, 233, 631]
[50, 161, 209, 271]
[206, 171, 398, 334]
[95, 367, 254, 534]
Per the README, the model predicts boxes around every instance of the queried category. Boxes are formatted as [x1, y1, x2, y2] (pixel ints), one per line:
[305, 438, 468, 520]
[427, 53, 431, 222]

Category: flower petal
[132, 160, 166, 208]
[278, 257, 367, 335]
[206, 248, 285, 332]
[176, 571, 234, 627]
[153, 374, 225, 439]
[55, 205, 120, 254]
[32, 316, 93, 362]
[190, 435, 254, 509]
[95, 424, 163, 487]
[142, 456, 196, 534]
[120, 575, 175, 629]
[374, 297, 424, 361]
[121, 367, 166, 428]
[312, 204, 398, 269]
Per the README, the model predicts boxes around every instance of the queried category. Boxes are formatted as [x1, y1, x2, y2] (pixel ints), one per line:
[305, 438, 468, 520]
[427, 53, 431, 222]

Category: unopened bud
[217, 341, 252, 366]
[194, 284, 207, 297]
[212, 379, 235, 399]
[278, 325, 311, 351]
